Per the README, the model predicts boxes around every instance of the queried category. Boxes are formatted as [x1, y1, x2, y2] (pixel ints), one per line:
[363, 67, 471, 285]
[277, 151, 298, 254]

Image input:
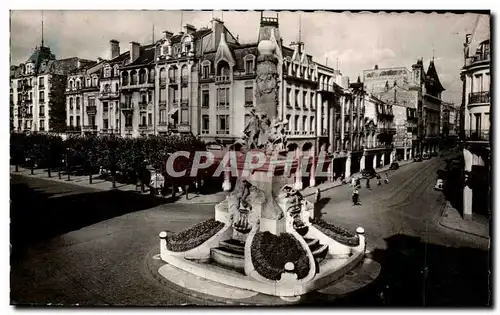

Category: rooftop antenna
[41, 10, 44, 47]
[180, 11, 183, 32]
[152, 23, 155, 44]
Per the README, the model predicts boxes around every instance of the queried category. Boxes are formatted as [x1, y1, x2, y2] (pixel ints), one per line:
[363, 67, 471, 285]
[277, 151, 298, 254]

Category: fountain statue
[158, 29, 367, 300]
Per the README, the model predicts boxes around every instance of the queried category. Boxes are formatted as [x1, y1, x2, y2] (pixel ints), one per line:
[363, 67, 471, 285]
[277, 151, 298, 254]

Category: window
[89, 116, 96, 126]
[148, 113, 152, 126]
[302, 116, 307, 132]
[286, 114, 291, 131]
[141, 115, 147, 126]
[169, 67, 177, 81]
[76, 80, 81, 89]
[86, 78, 91, 87]
[181, 109, 189, 124]
[217, 88, 229, 109]
[130, 70, 137, 85]
[303, 92, 307, 109]
[202, 90, 209, 108]
[39, 91, 45, 103]
[125, 114, 133, 127]
[39, 106, 45, 117]
[160, 88, 166, 102]
[69, 98, 74, 110]
[245, 59, 254, 74]
[88, 98, 95, 107]
[69, 116, 74, 127]
[475, 113, 481, 133]
[149, 69, 155, 83]
[103, 102, 109, 111]
[245, 87, 253, 106]
[104, 67, 111, 78]
[295, 90, 300, 107]
[39, 120, 44, 130]
[201, 115, 210, 134]
[104, 84, 111, 93]
[286, 88, 291, 106]
[160, 109, 167, 123]
[202, 65, 210, 79]
[217, 114, 229, 134]
[139, 69, 146, 84]
[116, 119, 119, 129]
[103, 119, 109, 129]
[39, 77, 44, 88]
[310, 93, 315, 109]
[93, 77, 98, 87]
[114, 66, 119, 77]
[294, 115, 299, 132]
[76, 97, 81, 110]
[29, 92, 32, 101]
[114, 83, 119, 92]
[310, 117, 314, 133]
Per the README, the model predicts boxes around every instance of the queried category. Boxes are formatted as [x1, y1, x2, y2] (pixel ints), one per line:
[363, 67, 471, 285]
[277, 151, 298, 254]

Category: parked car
[361, 168, 377, 179]
[389, 162, 400, 170]
[423, 153, 431, 160]
[434, 178, 445, 191]
[414, 155, 423, 162]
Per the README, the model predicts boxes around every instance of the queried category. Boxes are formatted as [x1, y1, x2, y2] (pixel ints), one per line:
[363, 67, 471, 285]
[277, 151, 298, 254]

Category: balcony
[377, 127, 397, 135]
[99, 91, 120, 99]
[318, 83, 336, 94]
[466, 53, 490, 66]
[121, 103, 134, 111]
[215, 75, 231, 85]
[468, 91, 490, 105]
[465, 129, 490, 142]
[82, 125, 98, 132]
[86, 106, 97, 115]
[66, 126, 82, 133]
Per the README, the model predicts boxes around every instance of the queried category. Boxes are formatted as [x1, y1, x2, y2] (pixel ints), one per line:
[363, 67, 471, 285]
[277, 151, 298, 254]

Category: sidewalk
[439, 201, 490, 239]
[10, 166, 226, 204]
[11, 159, 414, 205]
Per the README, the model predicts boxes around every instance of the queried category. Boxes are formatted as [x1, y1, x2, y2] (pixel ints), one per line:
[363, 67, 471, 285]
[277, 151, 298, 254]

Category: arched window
[93, 77, 98, 87]
[86, 78, 91, 87]
[76, 80, 81, 89]
[168, 66, 177, 81]
[69, 98, 74, 110]
[130, 70, 138, 85]
[139, 69, 146, 84]
[217, 61, 229, 77]
[181, 65, 189, 83]
[149, 69, 155, 83]
[121, 72, 129, 86]
[69, 80, 74, 89]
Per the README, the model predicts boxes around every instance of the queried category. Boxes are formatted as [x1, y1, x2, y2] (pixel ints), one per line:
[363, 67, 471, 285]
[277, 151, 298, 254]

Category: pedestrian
[352, 188, 361, 206]
[366, 177, 371, 189]
[356, 178, 361, 187]
[376, 173, 382, 186]
[384, 172, 389, 184]
[314, 187, 321, 204]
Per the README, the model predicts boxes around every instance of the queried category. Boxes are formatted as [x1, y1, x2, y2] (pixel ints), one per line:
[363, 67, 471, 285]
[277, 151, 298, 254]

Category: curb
[438, 202, 490, 240]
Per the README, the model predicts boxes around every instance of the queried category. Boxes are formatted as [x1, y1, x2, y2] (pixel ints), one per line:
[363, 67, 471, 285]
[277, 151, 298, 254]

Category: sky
[10, 10, 490, 106]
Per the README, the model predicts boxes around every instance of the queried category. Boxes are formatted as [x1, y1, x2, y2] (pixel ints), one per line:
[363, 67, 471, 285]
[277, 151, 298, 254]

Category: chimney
[374, 64, 378, 70]
[163, 31, 173, 40]
[97, 57, 103, 63]
[110, 40, 120, 59]
[212, 18, 224, 51]
[184, 24, 196, 35]
[129, 42, 140, 63]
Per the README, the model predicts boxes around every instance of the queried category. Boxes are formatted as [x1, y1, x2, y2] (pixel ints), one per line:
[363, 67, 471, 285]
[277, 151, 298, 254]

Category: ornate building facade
[461, 37, 490, 220]
[11, 44, 93, 133]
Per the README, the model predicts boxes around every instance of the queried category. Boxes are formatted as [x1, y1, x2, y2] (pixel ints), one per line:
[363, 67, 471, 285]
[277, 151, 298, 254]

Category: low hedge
[310, 218, 360, 247]
[166, 218, 225, 252]
[251, 231, 310, 281]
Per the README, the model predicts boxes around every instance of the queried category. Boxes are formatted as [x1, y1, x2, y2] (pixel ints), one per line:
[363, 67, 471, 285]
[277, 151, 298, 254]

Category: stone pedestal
[463, 185, 473, 220]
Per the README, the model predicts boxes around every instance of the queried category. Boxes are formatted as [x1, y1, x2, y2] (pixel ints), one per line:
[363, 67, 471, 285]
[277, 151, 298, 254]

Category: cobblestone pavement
[10, 154, 491, 306]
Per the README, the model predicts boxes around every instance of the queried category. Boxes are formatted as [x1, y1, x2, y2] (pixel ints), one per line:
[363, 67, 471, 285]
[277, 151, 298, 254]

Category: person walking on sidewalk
[352, 187, 361, 206]
[366, 177, 371, 189]
[376, 173, 382, 186]
[384, 172, 389, 184]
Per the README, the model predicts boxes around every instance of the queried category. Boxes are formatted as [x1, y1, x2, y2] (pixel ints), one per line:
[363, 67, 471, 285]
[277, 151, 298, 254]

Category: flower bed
[166, 218, 225, 252]
[310, 218, 360, 247]
[251, 231, 310, 281]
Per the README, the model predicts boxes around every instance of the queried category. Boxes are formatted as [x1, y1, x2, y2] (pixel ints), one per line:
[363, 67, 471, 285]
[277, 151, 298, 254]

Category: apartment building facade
[11, 44, 93, 133]
[461, 37, 490, 220]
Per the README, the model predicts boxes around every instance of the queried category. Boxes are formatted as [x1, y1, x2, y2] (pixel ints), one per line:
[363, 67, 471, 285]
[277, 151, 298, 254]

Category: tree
[48, 74, 68, 133]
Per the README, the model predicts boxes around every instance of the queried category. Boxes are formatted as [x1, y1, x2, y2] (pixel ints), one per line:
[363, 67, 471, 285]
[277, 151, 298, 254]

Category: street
[10, 155, 491, 306]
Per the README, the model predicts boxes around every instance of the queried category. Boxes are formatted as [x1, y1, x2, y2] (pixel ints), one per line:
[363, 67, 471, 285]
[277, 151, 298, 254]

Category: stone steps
[304, 238, 329, 263]
[210, 239, 246, 272]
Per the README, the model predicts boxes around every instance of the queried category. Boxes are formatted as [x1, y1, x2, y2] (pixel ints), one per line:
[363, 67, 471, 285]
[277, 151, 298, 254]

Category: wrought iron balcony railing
[468, 91, 490, 105]
[465, 129, 490, 142]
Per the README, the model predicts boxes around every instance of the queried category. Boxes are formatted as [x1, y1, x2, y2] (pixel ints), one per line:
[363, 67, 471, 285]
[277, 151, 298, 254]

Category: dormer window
[86, 78, 91, 87]
[93, 77, 98, 87]
[104, 66, 111, 78]
[114, 65, 119, 77]
[69, 80, 74, 90]
[244, 55, 255, 74]
[202, 61, 211, 79]
[182, 36, 193, 55]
